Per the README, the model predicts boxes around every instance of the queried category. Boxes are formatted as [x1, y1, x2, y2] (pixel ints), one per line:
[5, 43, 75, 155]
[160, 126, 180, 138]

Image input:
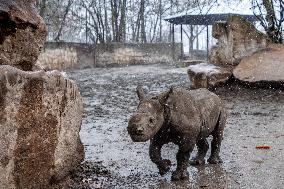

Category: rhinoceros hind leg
[189, 139, 208, 165]
[158, 159, 171, 176]
[208, 110, 226, 164]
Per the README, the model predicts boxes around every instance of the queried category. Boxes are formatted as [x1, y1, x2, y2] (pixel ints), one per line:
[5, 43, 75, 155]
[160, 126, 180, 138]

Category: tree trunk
[196, 26, 199, 50]
[118, 0, 127, 42]
[104, 0, 111, 42]
[140, 0, 146, 43]
[189, 25, 194, 55]
[38, 0, 47, 18]
[159, 0, 162, 42]
[263, 0, 283, 43]
[54, 0, 73, 41]
[110, 1, 119, 42]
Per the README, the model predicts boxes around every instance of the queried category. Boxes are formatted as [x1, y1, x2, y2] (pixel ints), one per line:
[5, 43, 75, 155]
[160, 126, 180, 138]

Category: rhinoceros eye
[149, 117, 154, 124]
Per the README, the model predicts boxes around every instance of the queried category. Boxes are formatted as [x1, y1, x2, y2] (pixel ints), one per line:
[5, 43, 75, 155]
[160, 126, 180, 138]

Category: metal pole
[172, 24, 175, 60]
[206, 25, 209, 60]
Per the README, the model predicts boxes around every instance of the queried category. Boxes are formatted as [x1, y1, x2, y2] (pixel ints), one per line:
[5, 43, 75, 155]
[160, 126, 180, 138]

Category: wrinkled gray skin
[128, 86, 227, 181]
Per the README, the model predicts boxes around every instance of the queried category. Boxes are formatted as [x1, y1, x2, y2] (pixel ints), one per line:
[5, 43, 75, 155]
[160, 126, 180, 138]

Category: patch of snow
[165, 0, 254, 19]
[188, 63, 221, 74]
[60, 71, 68, 78]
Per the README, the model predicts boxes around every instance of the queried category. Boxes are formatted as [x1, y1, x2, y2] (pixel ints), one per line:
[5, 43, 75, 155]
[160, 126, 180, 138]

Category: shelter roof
[164, 1, 259, 25]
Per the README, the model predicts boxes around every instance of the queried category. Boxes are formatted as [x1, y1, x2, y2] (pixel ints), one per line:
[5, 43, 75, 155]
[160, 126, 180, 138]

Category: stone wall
[38, 42, 182, 70]
[38, 42, 95, 70]
[96, 43, 182, 67]
[36, 48, 78, 70]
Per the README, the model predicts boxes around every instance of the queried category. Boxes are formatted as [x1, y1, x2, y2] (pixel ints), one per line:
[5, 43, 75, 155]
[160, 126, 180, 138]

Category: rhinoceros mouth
[129, 133, 149, 142]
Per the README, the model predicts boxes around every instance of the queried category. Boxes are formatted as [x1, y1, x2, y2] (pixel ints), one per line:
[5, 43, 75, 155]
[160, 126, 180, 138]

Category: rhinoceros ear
[158, 87, 173, 104]
[136, 85, 145, 101]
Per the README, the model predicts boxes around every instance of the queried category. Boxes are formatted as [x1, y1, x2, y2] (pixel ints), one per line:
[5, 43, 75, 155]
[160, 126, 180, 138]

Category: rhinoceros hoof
[171, 170, 189, 181]
[189, 158, 206, 165]
[158, 159, 171, 176]
[208, 156, 223, 164]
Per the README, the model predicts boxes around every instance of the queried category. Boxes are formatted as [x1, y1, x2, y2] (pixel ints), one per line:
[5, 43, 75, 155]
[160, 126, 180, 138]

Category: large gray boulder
[0, 65, 84, 189]
[188, 63, 232, 89]
[0, 0, 47, 71]
[210, 16, 269, 68]
[233, 44, 284, 84]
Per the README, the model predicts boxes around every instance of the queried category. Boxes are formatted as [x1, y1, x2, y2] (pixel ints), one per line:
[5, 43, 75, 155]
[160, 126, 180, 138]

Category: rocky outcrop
[188, 63, 232, 89]
[0, 0, 47, 71]
[0, 1, 84, 188]
[210, 16, 269, 68]
[0, 65, 84, 189]
[233, 44, 284, 85]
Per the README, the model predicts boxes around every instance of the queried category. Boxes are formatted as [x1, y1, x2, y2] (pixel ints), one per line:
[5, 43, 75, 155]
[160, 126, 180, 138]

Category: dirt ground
[67, 64, 284, 189]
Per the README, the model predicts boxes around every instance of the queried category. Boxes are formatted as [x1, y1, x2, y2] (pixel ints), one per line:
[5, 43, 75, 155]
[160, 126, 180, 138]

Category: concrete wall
[41, 42, 95, 70]
[95, 43, 182, 67]
[36, 42, 182, 70]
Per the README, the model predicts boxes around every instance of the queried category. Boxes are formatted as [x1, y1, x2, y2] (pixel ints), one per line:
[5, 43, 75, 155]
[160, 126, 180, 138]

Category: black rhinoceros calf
[128, 86, 227, 181]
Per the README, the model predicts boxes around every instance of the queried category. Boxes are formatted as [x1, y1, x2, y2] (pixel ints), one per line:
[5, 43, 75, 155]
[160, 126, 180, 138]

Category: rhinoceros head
[128, 86, 171, 142]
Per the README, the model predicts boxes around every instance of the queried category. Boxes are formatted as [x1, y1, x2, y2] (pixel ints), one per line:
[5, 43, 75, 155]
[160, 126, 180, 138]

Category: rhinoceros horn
[136, 85, 145, 101]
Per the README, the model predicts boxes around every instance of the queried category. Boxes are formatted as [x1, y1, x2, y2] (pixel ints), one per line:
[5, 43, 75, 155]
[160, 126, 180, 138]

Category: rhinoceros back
[166, 88, 223, 136]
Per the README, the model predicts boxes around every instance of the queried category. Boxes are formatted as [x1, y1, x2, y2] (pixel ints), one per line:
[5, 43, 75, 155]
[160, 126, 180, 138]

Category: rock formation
[0, 66, 84, 189]
[233, 44, 284, 85]
[0, 1, 84, 188]
[0, 0, 47, 71]
[210, 16, 269, 68]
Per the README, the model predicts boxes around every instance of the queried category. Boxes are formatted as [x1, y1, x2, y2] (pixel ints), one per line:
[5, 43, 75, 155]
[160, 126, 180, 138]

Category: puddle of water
[68, 64, 284, 189]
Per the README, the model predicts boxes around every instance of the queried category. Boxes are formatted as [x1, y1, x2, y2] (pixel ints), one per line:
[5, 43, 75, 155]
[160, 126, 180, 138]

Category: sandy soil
[67, 64, 284, 189]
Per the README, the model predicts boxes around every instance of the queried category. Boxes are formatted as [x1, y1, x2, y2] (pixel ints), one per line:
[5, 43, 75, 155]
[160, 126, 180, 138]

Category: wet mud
[67, 64, 284, 189]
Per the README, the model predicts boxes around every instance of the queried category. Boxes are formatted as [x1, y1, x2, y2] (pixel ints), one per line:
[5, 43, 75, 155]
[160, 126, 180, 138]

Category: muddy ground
[67, 64, 284, 189]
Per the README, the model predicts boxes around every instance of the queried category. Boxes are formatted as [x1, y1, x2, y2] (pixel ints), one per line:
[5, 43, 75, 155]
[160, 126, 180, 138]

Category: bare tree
[133, 0, 146, 42]
[54, 0, 74, 41]
[36, 0, 47, 17]
[75, 0, 106, 43]
[36, 0, 218, 43]
[252, 0, 284, 43]
[110, 0, 127, 42]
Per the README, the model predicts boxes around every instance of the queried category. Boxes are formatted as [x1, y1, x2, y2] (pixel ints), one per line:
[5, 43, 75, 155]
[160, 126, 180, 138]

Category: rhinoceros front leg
[149, 139, 171, 176]
[171, 144, 194, 181]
